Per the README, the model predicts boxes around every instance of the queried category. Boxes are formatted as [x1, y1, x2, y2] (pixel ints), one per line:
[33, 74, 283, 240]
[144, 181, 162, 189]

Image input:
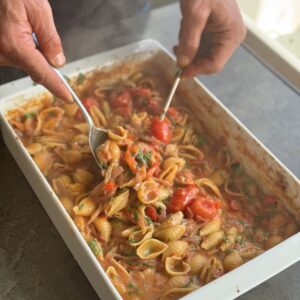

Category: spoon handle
[32, 33, 94, 129]
[160, 68, 182, 121]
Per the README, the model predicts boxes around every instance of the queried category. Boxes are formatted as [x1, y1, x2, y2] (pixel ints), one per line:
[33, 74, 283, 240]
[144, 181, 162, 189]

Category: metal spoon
[53, 70, 109, 169]
[32, 34, 108, 170]
[160, 68, 182, 120]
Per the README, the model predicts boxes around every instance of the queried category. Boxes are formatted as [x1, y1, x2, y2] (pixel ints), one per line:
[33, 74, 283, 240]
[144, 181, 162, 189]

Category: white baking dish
[0, 40, 299, 300]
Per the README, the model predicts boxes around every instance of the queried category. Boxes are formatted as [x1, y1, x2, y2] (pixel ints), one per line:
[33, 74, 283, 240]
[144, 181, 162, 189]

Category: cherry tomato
[167, 107, 178, 117]
[130, 87, 152, 98]
[263, 195, 277, 207]
[75, 97, 99, 120]
[228, 199, 242, 211]
[110, 90, 131, 108]
[145, 206, 158, 222]
[189, 197, 219, 221]
[103, 182, 117, 193]
[167, 185, 199, 213]
[147, 99, 161, 115]
[150, 117, 172, 143]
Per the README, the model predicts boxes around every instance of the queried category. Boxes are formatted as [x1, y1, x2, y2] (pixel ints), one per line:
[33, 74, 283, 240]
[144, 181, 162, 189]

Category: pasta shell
[239, 246, 264, 260]
[60, 196, 74, 215]
[284, 221, 298, 238]
[167, 276, 191, 289]
[73, 123, 89, 134]
[136, 238, 168, 259]
[223, 250, 243, 271]
[268, 214, 287, 234]
[73, 197, 97, 217]
[128, 225, 154, 247]
[73, 216, 87, 233]
[90, 106, 107, 127]
[94, 216, 112, 243]
[171, 127, 185, 143]
[33, 151, 54, 175]
[108, 126, 128, 142]
[63, 103, 78, 117]
[130, 112, 148, 128]
[137, 180, 160, 204]
[162, 241, 189, 260]
[200, 257, 224, 283]
[71, 134, 89, 146]
[53, 175, 72, 196]
[68, 183, 87, 196]
[265, 235, 283, 250]
[200, 218, 222, 237]
[178, 144, 204, 160]
[72, 169, 94, 186]
[162, 157, 185, 172]
[188, 254, 208, 275]
[195, 178, 222, 199]
[160, 212, 184, 229]
[220, 227, 237, 251]
[154, 225, 186, 242]
[165, 256, 191, 275]
[121, 226, 140, 238]
[26, 143, 43, 155]
[96, 140, 121, 164]
[159, 164, 178, 185]
[62, 150, 83, 164]
[104, 189, 130, 217]
[201, 231, 224, 250]
[209, 170, 229, 187]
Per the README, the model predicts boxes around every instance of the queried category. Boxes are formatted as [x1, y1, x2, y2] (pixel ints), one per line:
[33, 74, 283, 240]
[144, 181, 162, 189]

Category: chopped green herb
[231, 162, 243, 176]
[23, 112, 36, 119]
[127, 283, 135, 289]
[223, 236, 230, 243]
[87, 238, 103, 257]
[32, 81, 38, 86]
[145, 216, 153, 225]
[135, 149, 152, 167]
[196, 135, 206, 146]
[78, 203, 85, 210]
[157, 206, 163, 214]
[127, 283, 143, 296]
[128, 238, 136, 244]
[133, 210, 139, 222]
[76, 73, 85, 85]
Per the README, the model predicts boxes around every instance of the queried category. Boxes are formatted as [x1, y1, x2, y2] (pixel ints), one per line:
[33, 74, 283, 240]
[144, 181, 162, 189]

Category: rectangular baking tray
[0, 39, 300, 300]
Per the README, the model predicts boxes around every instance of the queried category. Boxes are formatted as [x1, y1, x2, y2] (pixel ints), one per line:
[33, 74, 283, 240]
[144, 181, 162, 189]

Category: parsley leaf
[76, 73, 85, 85]
[23, 112, 36, 119]
[231, 162, 243, 176]
[135, 149, 152, 167]
[87, 238, 103, 257]
[133, 210, 139, 222]
[99, 161, 107, 171]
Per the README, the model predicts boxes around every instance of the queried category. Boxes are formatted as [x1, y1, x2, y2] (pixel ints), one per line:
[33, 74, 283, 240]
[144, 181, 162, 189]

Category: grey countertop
[0, 2, 300, 300]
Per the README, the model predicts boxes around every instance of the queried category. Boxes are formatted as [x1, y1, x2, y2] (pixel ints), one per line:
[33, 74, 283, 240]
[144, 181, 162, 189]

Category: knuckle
[31, 71, 46, 85]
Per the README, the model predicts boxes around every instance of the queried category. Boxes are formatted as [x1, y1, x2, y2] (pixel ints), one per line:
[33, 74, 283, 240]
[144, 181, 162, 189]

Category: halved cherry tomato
[114, 106, 132, 119]
[167, 107, 178, 117]
[103, 182, 117, 193]
[145, 206, 158, 222]
[263, 195, 277, 207]
[110, 90, 131, 108]
[228, 198, 242, 211]
[150, 117, 172, 143]
[167, 185, 199, 213]
[189, 197, 220, 221]
[75, 97, 99, 120]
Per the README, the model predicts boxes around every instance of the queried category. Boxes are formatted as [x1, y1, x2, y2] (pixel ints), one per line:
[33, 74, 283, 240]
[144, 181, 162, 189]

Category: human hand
[175, 0, 246, 78]
[0, 0, 71, 100]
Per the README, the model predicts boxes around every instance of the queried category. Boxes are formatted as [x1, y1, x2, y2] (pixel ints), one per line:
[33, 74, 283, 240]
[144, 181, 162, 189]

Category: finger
[16, 38, 72, 101]
[182, 37, 237, 78]
[25, 0, 65, 68]
[176, 9, 210, 68]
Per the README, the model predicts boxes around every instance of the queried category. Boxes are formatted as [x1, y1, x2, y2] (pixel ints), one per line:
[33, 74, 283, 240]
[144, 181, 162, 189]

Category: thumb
[25, 0, 65, 68]
[176, 9, 210, 68]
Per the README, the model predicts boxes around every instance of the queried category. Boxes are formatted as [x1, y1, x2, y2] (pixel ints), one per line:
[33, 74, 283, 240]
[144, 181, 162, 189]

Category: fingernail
[177, 55, 191, 67]
[53, 53, 65, 67]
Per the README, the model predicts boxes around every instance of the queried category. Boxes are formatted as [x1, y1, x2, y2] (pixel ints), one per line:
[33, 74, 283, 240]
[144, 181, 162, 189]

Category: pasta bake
[6, 66, 299, 300]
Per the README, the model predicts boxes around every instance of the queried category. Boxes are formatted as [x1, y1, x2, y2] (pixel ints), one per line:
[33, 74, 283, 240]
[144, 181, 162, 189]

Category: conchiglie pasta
[199, 218, 222, 237]
[104, 189, 129, 217]
[60, 196, 74, 215]
[209, 170, 229, 187]
[128, 225, 154, 247]
[154, 225, 186, 242]
[188, 254, 208, 275]
[162, 240, 188, 260]
[136, 238, 168, 259]
[90, 106, 107, 127]
[265, 235, 283, 250]
[223, 250, 243, 271]
[94, 216, 112, 243]
[220, 227, 237, 251]
[108, 126, 128, 142]
[73, 197, 97, 217]
[200, 257, 224, 283]
[201, 231, 224, 250]
[137, 180, 160, 204]
[165, 256, 191, 276]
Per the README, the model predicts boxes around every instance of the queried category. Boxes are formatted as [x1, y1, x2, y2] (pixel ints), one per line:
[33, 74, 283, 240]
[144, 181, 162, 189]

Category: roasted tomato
[110, 90, 131, 108]
[145, 206, 158, 222]
[189, 197, 220, 221]
[75, 97, 99, 120]
[167, 185, 198, 213]
[150, 117, 172, 143]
